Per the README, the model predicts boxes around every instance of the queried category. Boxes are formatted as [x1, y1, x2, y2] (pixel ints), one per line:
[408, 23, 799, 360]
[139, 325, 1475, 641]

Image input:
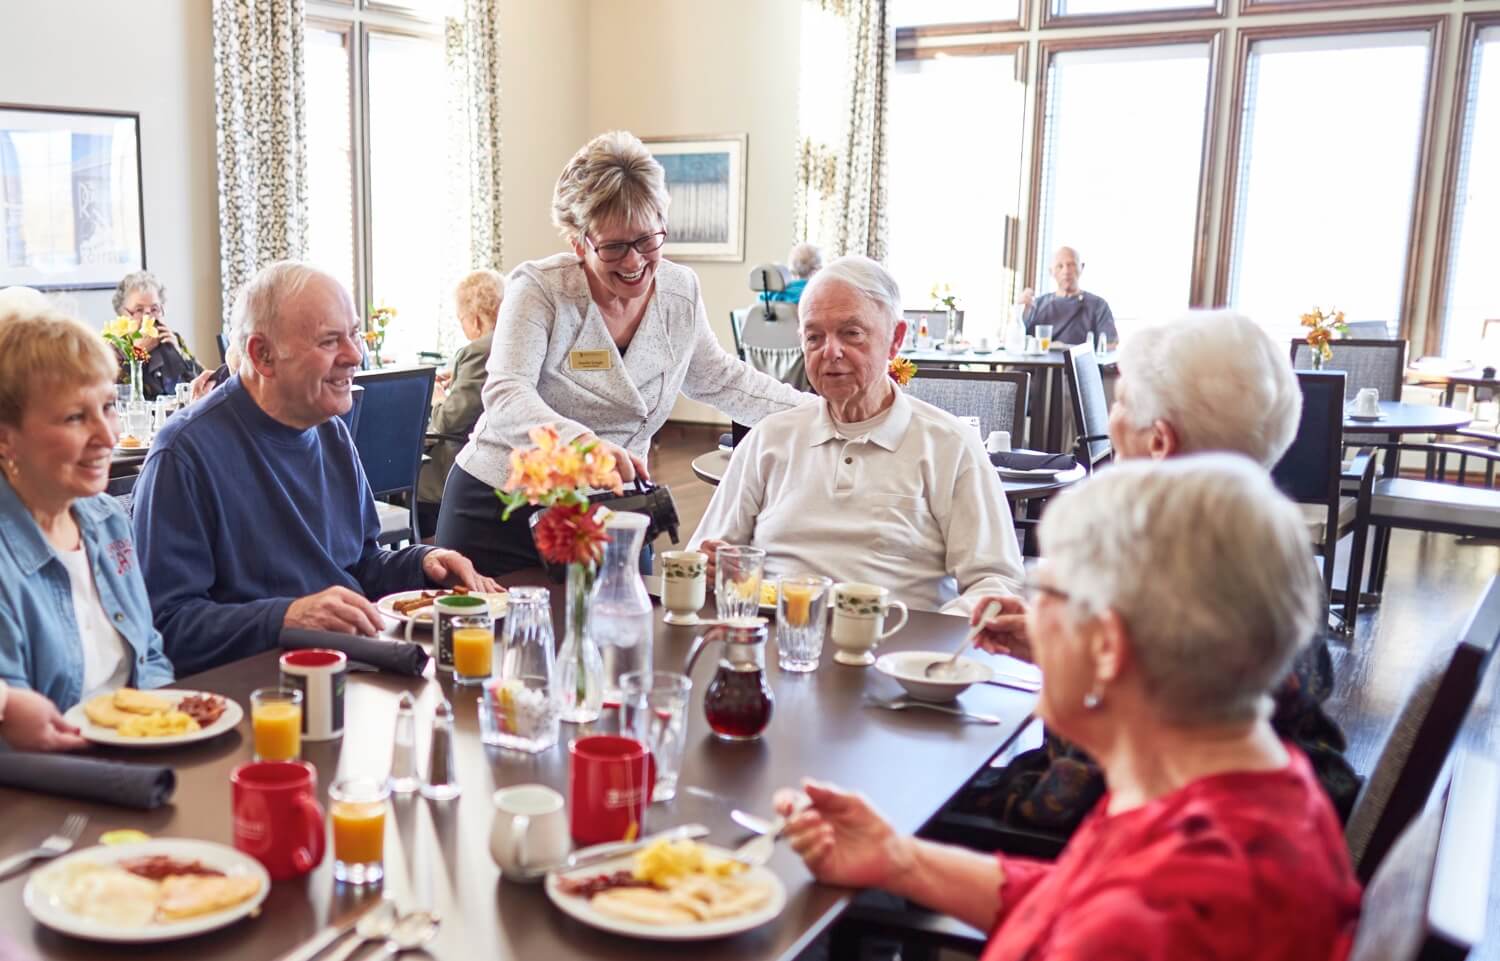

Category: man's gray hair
[1117, 310, 1301, 468]
[788, 242, 823, 280]
[112, 270, 165, 315]
[229, 261, 326, 365]
[802, 255, 901, 330]
[1040, 454, 1323, 727]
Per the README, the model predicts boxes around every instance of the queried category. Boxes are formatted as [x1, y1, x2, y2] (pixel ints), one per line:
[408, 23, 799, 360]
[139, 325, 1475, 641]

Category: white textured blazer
[456, 253, 810, 489]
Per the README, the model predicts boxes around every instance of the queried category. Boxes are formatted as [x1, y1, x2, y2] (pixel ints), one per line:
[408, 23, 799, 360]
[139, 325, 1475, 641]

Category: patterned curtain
[440, 0, 502, 354]
[211, 0, 307, 327]
[794, 0, 892, 260]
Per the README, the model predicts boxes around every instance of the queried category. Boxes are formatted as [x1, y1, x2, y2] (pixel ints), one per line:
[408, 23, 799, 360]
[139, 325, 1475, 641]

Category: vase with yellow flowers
[1300, 307, 1349, 370]
[931, 283, 961, 346]
[365, 303, 397, 367]
[497, 425, 624, 723]
[103, 314, 155, 402]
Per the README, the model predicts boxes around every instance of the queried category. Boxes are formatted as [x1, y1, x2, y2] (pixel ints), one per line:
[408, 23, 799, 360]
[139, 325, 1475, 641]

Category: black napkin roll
[279, 630, 430, 677]
[0, 753, 175, 810]
[990, 451, 1078, 471]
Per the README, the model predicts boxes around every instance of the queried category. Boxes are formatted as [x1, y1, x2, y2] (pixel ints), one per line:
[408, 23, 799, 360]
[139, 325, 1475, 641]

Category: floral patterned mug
[830, 583, 909, 666]
[661, 550, 707, 625]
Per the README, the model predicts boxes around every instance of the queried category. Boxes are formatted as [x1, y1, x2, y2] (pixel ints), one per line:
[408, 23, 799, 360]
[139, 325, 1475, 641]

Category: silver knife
[731, 808, 774, 836]
[563, 822, 709, 872]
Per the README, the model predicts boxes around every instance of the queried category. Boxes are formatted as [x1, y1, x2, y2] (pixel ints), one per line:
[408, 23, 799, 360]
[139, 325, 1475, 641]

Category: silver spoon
[371, 910, 441, 960]
[323, 900, 398, 961]
[924, 624, 983, 678]
[870, 697, 1002, 725]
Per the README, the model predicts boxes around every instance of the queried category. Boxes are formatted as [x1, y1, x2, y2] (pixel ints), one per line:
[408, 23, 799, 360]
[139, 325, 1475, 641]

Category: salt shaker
[420, 698, 461, 801]
[387, 692, 419, 794]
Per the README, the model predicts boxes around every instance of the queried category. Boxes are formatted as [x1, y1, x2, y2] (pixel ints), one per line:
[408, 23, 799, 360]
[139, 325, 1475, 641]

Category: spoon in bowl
[925, 624, 984, 679]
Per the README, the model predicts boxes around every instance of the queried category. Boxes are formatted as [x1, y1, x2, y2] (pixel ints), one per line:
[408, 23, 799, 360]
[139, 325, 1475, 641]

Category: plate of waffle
[25, 839, 269, 943]
[376, 587, 510, 625]
[65, 688, 241, 748]
[114, 435, 150, 453]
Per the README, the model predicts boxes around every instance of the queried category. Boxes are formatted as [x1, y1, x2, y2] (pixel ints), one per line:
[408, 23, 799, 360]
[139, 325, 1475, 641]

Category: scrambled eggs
[632, 839, 744, 887]
[117, 711, 200, 738]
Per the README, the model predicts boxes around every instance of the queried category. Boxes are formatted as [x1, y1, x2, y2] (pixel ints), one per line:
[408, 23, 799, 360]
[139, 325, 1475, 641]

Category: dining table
[0, 571, 1036, 961]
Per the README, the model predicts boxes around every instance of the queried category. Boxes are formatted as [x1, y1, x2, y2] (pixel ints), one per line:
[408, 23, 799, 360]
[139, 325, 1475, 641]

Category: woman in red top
[777, 456, 1363, 961]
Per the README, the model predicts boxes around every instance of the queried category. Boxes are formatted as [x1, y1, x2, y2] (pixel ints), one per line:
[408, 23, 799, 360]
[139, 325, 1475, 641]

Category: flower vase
[1311, 351, 1325, 371]
[128, 359, 144, 404]
[555, 561, 604, 723]
[946, 306, 961, 345]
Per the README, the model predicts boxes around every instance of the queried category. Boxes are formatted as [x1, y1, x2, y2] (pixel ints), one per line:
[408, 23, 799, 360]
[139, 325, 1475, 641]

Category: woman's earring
[1082, 686, 1103, 710]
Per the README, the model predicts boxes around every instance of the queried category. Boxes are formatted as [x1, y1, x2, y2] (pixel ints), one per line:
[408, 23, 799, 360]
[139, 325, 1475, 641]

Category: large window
[304, 3, 456, 361]
[1225, 28, 1434, 336]
[889, 0, 1023, 28]
[1439, 22, 1500, 363]
[887, 49, 1025, 338]
[1034, 40, 1215, 331]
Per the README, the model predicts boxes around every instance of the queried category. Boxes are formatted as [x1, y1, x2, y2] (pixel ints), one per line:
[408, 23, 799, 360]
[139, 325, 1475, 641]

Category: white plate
[24, 838, 270, 943]
[375, 589, 509, 625]
[996, 466, 1062, 481]
[1346, 412, 1385, 423]
[64, 689, 243, 749]
[544, 845, 787, 941]
[113, 441, 150, 454]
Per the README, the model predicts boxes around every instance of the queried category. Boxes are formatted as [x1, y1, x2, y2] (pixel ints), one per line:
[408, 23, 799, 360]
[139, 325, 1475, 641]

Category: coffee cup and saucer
[1348, 388, 1384, 422]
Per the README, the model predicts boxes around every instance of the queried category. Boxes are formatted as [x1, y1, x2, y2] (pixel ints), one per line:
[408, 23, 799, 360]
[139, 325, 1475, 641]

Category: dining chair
[351, 367, 436, 547]
[1345, 575, 1500, 881]
[1270, 371, 1375, 634]
[903, 308, 953, 344]
[906, 368, 1028, 444]
[728, 308, 749, 360]
[1292, 338, 1410, 455]
[1343, 320, 1397, 339]
[738, 302, 807, 392]
[106, 471, 140, 519]
[1061, 343, 1111, 473]
[1347, 750, 1496, 961]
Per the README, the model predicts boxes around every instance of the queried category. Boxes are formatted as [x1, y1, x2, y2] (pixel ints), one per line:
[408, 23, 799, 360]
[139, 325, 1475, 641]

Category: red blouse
[982, 747, 1362, 961]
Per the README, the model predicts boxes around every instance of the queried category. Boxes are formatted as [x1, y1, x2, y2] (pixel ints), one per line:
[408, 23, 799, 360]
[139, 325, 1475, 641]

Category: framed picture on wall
[0, 104, 146, 290]
[642, 134, 747, 262]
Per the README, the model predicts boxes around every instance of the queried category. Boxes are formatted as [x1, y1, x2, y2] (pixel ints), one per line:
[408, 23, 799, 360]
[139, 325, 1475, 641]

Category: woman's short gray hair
[1040, 454, 1323, 726]
[1117, 311, 1301, 468]
[552, 131, 671, 244]
[788, 243, 823, 280]
[112, 270, 165, 315]
[802, 255, 901, 331]
[229, 261, 325, 363]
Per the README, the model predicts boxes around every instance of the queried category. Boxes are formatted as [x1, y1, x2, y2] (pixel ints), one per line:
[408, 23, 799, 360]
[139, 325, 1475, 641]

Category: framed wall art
[0, 104, 146, 290]
[643, 133, 747, 262]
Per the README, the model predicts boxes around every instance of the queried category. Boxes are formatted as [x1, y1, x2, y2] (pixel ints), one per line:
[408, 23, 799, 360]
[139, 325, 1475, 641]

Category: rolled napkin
[990, 450, 1078, 472]
[0, 753, 174, 810]
[279, 630, 430, 677]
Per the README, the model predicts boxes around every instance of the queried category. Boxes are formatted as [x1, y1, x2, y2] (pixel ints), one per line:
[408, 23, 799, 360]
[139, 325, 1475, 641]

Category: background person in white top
[691, 256, 1025, 615]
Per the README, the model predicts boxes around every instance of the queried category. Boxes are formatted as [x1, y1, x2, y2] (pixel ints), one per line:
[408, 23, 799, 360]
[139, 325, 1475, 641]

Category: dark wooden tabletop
[1, 571, 1034, 961]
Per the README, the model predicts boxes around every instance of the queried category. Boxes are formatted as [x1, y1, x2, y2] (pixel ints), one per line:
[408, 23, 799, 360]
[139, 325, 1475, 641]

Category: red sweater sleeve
[995, 853, 1055, 928]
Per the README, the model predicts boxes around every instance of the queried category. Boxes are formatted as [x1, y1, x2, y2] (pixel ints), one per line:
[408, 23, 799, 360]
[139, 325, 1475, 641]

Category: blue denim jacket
[0, 480, 174, 710]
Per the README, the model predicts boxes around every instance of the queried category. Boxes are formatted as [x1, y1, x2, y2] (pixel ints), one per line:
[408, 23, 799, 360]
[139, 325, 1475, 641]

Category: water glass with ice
[715, 546, 766, 622]
[619, 671, 692, 801]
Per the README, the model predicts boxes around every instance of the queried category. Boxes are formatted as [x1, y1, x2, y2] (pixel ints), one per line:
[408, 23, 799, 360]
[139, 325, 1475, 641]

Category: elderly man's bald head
[1051, 247, 1083, 296]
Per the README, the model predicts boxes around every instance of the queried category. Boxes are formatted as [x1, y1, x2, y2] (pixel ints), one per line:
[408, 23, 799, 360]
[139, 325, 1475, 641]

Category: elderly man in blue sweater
[133, 262, 497, 676]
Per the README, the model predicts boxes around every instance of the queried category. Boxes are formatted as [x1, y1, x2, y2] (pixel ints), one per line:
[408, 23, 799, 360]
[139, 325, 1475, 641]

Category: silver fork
[0, 813, 88, 881]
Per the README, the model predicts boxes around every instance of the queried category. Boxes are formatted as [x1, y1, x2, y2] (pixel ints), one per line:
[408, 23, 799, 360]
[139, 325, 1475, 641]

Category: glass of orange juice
[1036, 325, 1054, 352]
[452, 613, 494, 686]
[776, 574, 832, 672]
[250, 687, 303, 761]
[329, 777, 389, 885]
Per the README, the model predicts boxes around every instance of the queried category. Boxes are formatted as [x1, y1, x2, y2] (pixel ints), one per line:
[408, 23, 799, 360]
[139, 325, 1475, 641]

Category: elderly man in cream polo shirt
[690, 256, 1024, 614]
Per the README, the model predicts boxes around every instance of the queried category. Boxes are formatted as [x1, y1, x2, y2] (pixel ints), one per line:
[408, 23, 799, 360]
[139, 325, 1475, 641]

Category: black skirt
[434, 465, 542, 577]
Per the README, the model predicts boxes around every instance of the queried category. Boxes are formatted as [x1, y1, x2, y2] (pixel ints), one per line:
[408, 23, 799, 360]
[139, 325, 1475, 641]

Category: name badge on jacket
[569, 349, 612, 371]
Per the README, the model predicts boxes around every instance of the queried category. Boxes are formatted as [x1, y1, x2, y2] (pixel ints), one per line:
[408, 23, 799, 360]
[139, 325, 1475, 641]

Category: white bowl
[875, 651, 993, 702]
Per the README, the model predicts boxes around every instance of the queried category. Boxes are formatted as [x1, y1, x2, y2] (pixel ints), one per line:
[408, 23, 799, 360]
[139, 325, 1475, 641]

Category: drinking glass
[250, 688, 303, 761]
[776, 574, 832, 672]
[1037, 325, 1054, 352]
[451, 612, 495, 686]
[329, 777, 389, 886]
[715, 546, 766, 622]
[482, 587, 559, 754]
[619, 671, 692, 801]
[124, 405, 152, 443]
[175, 382, 193, 407]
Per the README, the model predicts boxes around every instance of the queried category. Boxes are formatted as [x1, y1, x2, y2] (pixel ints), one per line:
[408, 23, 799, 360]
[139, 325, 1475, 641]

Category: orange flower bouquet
[1300, 307, 1349, 368]
[888, 356, 916, 388]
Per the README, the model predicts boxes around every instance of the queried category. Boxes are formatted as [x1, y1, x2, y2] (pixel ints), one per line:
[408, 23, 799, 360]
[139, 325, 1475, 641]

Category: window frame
[1213, 16, 1447, 338]
[1025, 30, 1224, 307]
[1425, 11, 1500, 357]
[1040, 0, 1224, 32]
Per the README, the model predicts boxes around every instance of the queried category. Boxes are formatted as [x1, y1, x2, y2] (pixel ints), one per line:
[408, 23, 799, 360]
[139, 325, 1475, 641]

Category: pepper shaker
[420, 698, 461, 801]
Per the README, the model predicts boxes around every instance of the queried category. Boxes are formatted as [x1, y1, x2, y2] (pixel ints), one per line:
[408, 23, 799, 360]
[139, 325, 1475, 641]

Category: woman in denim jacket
[0, 291, 174, 745]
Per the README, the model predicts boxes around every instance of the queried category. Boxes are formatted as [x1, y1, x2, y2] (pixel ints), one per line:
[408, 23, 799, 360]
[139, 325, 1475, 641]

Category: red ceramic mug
[568, 735, 656, 845]
[231, 760, 326, 880]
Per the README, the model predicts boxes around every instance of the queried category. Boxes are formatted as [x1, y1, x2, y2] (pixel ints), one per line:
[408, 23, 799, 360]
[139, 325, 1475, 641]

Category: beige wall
[587, 0, 802, 424]
[0, 0, 221, 360]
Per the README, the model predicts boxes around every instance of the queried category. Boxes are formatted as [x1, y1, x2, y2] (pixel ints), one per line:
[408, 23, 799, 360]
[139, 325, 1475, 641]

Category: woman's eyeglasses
[584, 230, 667, 263]
[126, 304, 164, 320]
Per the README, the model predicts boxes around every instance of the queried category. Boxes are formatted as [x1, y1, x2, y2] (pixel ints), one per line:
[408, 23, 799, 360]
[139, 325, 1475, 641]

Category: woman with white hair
[769, 242, 823, 304]
[111, 271, 202, 399]
[437, 130, 808, 574]
[0, 289, 174, 747]
[776, 457, 1362, 960]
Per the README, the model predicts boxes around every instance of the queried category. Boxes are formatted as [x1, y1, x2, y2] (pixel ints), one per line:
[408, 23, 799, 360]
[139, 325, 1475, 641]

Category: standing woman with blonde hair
[437, 130, 809, 574]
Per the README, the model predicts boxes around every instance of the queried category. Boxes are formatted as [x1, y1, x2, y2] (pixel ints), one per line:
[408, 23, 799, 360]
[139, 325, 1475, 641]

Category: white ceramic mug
[278, 649, 347, 741]
[661, 550, 707, 625]
[986, 430, 1011, 454]
[830, 583, 909, 666]
[1355, 387, 1380, 416]
[491, 784, 570, 882]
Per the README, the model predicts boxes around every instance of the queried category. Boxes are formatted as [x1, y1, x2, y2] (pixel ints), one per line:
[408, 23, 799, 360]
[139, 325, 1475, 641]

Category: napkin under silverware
[0, 753, 174, 810]
[990, 451, 1077, 471]
[279, 630, 429, 677]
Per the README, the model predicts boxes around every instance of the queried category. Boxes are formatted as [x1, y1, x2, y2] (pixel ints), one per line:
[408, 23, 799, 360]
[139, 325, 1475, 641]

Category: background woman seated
[111, 270, 202, 400]
[775, 457, 1362, 960]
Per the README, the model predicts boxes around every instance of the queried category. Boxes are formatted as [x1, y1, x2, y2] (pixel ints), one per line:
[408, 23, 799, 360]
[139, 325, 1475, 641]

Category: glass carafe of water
[587, 511, 654, 707]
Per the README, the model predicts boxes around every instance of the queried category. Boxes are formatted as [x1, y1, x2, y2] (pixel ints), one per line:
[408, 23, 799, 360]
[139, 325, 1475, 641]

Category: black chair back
[902, 309, 955, 347]
[1062, 343, 1111, 471]
[351, 367, 435, 538]
[1347, 575, 1500, 881]
[1273, 371, 1346, 504]
[1290, 338, 1408, 402]
[907, 368, 1028, 442]
[215, 332, 229, 365]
